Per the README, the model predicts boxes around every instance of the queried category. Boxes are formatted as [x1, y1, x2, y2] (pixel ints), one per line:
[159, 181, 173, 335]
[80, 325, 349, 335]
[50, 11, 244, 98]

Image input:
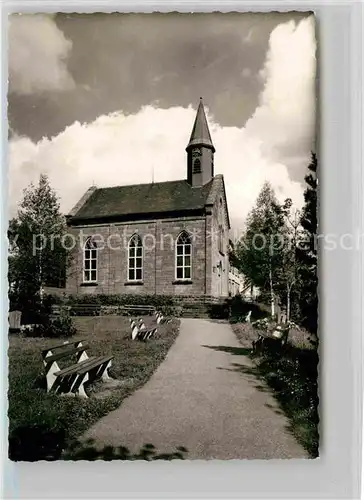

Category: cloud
[243, 28, 254, 44]
[8, 16, 315, 235]
[245, 16, 316, 180]
[8, 14, 75, 95]
[241, 67, 252, 78]
[8, 106, 304, 234]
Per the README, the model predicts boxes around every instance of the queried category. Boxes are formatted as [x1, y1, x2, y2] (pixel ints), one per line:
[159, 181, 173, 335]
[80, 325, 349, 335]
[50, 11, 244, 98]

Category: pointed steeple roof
[186, 97, 215, 152]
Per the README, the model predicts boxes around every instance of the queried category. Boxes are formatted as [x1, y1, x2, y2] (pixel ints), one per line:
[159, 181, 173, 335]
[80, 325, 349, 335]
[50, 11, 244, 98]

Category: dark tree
[297, 153, 318, 334]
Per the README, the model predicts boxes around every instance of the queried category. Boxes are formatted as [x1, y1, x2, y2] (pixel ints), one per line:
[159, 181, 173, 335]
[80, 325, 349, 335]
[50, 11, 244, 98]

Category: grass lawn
[231, 321, 319, 458]
[8, 316, 180, 461]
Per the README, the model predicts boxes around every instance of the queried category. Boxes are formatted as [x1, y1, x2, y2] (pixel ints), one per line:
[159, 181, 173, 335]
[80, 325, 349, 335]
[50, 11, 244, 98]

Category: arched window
[176, 231, 192, 280]
[128, 234, 143, 281]
[83, 237, 97, 283]
[193, 158, 201, 174]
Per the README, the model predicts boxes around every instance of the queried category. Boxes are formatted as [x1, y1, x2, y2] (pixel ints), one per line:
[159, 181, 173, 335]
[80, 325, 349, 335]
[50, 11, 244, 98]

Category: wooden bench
[41, 340, 113, 398]
[69, 304, 100, 316]
[252, 326, 289, 354]
[121, 305, 156, 316]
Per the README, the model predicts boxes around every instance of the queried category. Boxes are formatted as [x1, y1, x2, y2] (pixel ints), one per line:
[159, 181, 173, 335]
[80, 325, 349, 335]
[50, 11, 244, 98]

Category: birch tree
[8, 174, 71, 316]
[236, 182, 286, 318]
[280, 199, 302, 322]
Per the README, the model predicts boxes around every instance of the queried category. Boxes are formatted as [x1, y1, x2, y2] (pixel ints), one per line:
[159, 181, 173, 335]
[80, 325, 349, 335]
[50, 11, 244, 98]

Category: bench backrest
[51, 304, 156, 317]
[123, 305, 155, 309]
[42, 340, 88, 362]
[123, 305, 156, 314]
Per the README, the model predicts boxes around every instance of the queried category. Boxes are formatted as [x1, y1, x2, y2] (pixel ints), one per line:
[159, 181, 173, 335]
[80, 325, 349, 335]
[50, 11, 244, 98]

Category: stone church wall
[209, 197, 230, 298]
[66, 216, 208, 297]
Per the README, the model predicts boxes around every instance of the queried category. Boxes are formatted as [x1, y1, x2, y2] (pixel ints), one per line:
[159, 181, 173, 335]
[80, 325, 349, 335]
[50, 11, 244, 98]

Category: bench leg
[76, 378, 89, 398]
[99, 360, 112, 381]
[58, 359, 113, 398]
[59, 373, 79, 395]
[90, 360, 112, 382]
[68, 372, 89, 398]
[87, 360, 113, 384]
[43, 352, 62, 392]
[53, 375, 69, 394]
[76, 342, 89, 363]
[252, 335, 264, 354]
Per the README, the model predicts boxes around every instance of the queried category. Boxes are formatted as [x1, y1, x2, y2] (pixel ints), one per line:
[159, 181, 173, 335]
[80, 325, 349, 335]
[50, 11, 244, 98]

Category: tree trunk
[287, 281, 295, 323]
[39, 252, 43, 307]
[269, 267, 275, 317]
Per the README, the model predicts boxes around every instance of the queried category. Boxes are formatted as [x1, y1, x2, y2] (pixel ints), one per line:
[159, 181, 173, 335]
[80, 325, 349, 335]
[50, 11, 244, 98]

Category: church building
[66, 98, 230, 300]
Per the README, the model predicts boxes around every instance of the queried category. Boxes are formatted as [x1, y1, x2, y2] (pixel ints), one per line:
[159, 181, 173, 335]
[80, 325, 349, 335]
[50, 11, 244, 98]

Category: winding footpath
[84, 318, 307, 459]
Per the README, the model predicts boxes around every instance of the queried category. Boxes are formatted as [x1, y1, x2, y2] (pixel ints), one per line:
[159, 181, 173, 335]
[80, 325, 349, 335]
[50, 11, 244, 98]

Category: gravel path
[83, 318, 308, 459]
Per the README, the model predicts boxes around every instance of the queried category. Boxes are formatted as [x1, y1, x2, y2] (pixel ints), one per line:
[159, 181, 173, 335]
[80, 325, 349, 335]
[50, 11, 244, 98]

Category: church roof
[186, 98, 215, 152]
[68, 178, 217, 224]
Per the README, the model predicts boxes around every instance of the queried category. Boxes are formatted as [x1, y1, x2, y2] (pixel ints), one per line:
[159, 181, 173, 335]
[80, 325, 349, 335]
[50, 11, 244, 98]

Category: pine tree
[298, 153, 318, 334]
[301, 152, 317, 255]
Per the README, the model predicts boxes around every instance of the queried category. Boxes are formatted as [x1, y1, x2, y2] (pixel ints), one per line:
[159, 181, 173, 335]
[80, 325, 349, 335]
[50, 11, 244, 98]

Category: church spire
[186, 98, 215, 187]
[186, 97, 215, 152]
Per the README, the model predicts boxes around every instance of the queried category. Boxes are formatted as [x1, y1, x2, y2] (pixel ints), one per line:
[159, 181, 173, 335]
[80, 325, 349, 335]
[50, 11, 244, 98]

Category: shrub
[100, 305, 121, 316]
[286, 320, 300, 330]
[9, 424, 66, 461]
[251, 340, 319, 457]
[21, 308, 77, 338]
[9, 292, 64, 326]
[50, 307, 77, 337]
[251, 317, 270, 331]
[228, 296, 269, 323]
[65, 294, 189, 317]
[154, 304, 180, 317]
[208, 302, 230, 319]
[66, 294, 175, 308]
[21, 324, 47, 337]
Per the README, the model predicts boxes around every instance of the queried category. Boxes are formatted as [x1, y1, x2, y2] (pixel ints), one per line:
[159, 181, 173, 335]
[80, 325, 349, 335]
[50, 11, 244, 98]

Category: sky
[8, 12, 316, 233]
